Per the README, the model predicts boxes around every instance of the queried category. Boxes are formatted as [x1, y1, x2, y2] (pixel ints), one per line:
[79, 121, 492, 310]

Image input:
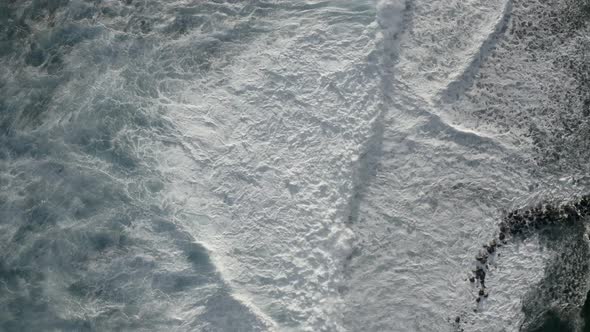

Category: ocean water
[1, 0, 590, 331]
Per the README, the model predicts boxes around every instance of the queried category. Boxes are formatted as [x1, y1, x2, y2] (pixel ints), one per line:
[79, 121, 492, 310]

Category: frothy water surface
[2, 0, 590, 331]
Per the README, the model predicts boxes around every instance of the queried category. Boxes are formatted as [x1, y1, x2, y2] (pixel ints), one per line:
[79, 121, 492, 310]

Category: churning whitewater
[1, 0, 590, 331]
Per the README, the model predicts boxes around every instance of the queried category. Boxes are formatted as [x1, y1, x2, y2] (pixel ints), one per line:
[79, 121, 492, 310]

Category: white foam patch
[396, 0, 509, 102]
[342, 0, 590, 330]
[148, 1, 392, 331]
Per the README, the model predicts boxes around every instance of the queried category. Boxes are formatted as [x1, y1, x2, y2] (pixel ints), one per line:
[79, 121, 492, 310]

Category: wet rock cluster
[467, 194, 590, 308]
[453, 195, 590, 331]
[469, 241, 494, 309]
[501, 195, 590, 237]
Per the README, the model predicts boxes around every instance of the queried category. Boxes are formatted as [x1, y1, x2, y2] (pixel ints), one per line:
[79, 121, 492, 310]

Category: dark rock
[485, 244, 495, 254]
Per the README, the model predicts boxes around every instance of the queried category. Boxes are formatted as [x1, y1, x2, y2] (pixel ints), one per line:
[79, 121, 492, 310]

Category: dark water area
[530, 312, 572, 332]
[530, 291, 590, 332]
